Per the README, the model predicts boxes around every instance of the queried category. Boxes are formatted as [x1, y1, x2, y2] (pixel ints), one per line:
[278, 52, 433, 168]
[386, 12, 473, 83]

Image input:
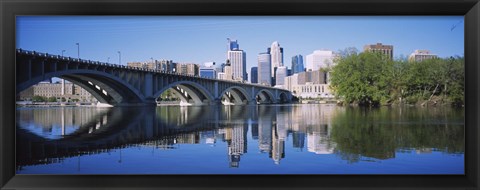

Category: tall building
[305, 50, 337, 72]
[224, 60, 233, 80]
[227, 39, 248, 81]
[257, 52, 272, 86]
[227, 38, 239, 51]
[408, 50, 438, 62]
[268, 41, 284, 77]
[250, 67, 258, 84]
[363, 43, 394, 60]
[291, 55, 304, 74]
[275, 66, 287, 87]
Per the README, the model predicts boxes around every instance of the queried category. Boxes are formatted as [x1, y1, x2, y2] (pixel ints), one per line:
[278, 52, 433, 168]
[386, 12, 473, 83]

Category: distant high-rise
[275, 66, 287, 87]
[224, 60, 233, 80]
[364, 43, 394, 60]
[227, 38, 239, 51]
[226, 38, 246, 81]
[250, 67, 258, 84]
[257, 52, 272, 86]
[269, 41, 284, 77]
[291, 55, 304, 74]
[408, 50, 437, 62]
[305, 50, 336, 72]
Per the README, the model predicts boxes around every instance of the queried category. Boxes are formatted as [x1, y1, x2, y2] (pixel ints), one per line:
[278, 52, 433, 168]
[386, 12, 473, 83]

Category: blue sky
[17, 16, 464, 74]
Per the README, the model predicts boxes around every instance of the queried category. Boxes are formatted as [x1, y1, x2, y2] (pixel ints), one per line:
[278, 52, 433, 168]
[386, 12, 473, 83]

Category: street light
[61, 50, 65, 56]
[107, 57, 110, 63]
[75, 43, 80, 59]
[117, 51, 121, 65]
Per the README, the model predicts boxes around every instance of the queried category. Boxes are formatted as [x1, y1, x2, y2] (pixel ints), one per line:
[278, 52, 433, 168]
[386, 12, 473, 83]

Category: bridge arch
[153, 81, 215, 105]
[17, 70, 146, 105]
[219, 86, 251, 105]
[255, 89, 275, 104]
[278, 91, 289, 103]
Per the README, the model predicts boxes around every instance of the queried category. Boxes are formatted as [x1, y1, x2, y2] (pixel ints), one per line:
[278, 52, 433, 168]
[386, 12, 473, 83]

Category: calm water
[16, 104, 464, 174]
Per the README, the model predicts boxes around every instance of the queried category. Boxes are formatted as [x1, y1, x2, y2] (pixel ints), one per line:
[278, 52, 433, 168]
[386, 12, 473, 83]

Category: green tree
[32, 95, 45, 102]
[403, 56, 464, 105]
[443, 56, 464, 105]
[47, 97, 57, 102]
[330, 52, 393, 106]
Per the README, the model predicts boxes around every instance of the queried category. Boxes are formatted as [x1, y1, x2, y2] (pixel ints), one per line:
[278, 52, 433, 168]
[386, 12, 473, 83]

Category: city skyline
[17, 16, 464, 77]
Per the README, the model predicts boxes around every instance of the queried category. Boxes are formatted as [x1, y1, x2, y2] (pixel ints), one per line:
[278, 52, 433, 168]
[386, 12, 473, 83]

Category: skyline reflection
[16, 105, 464, 173]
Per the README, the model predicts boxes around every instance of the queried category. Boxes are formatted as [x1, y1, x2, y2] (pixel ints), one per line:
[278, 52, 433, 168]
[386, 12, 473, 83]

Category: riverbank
[16, 101, 96, 107]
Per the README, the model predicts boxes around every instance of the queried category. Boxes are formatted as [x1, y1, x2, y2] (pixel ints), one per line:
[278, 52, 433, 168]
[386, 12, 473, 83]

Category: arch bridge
[16, 49, 292, 106]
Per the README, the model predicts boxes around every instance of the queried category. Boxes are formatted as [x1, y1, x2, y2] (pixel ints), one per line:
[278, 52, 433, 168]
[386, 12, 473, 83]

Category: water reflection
[16, 105, 464, 173]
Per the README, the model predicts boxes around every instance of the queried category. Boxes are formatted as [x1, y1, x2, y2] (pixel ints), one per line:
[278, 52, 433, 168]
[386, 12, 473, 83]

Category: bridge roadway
[16, 49, 293, 106]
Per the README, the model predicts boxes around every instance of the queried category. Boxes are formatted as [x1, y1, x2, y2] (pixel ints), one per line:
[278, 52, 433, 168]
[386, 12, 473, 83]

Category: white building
[275, 66, 287, 88]
[257, 53, 272, 86]
[217, 72, 226, 80]
[224, 62, 233, 81]
[269, 41, 284, 77]
[305, 50, 337, 72]
[227, 50, 247, 81]
[408, 50, 438, 62]
[284, 70, 333, 98]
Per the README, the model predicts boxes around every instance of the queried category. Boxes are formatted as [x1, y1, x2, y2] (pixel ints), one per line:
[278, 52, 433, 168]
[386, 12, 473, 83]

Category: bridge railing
[17, 49, 289, 91]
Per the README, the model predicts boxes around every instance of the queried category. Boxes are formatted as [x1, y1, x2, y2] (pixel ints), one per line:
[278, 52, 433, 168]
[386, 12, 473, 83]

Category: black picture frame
[1, 0, 479, 189]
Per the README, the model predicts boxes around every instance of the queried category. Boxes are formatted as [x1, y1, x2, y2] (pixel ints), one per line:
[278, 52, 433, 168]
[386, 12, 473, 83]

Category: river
[15, 104, 464, 174]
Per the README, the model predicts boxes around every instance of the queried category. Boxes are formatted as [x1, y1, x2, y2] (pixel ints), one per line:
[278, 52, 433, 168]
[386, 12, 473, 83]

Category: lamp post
[118, 51, 121, 65]
[61, 50, 65, 56]
[75, 43, 80, 59]
[107, 57, 110, 63]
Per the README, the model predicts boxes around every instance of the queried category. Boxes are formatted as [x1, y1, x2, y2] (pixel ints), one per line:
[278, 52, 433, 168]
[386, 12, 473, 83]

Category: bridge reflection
[16, 105, 465, 169]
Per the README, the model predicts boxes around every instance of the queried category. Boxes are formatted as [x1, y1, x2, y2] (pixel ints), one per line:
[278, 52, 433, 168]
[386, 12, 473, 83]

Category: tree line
[31, 96, 79, 102]
[330, 48, 464, 107]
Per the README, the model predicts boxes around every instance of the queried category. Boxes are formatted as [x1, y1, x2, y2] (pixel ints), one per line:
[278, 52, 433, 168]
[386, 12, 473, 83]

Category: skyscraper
[275, 66, 287, 87]
[257, 52, 272, 86]
[224, 60, 233, 80]
[291, 54, 304, 74]
[250, 67, 258, 84]
[227, 38, 239, 51]
[269, 41, 284, 77]
[363, 43, 394, 60]
[227, 39, 247, 81]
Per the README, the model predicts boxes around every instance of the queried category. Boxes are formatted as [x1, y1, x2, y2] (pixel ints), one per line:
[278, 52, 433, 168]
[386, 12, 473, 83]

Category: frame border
[1, 0, 479, 189]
